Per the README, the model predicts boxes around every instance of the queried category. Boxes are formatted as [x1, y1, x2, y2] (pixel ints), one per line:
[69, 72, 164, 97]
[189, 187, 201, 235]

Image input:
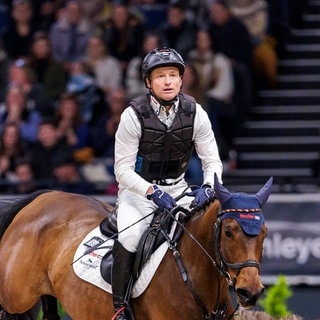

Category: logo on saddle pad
[73, 226, 173, 298]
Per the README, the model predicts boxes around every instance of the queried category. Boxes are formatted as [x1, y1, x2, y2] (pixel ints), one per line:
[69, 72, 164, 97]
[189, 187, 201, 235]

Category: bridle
[166, 204, 263, 320]
[213, 210, 261, 288]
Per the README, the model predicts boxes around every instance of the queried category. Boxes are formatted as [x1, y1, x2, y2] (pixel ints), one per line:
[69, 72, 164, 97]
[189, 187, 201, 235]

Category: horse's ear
[255, 177, 273, 206]
[214, 173, 232, 205]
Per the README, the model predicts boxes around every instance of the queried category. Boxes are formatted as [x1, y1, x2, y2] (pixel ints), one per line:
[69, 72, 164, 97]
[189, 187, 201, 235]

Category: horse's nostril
[237, 288, 251, 302]
[236, 288, 262, 306]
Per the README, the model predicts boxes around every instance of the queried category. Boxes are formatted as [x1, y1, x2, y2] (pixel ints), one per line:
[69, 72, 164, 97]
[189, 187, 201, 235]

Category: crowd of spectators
[0, 0, 305, 195]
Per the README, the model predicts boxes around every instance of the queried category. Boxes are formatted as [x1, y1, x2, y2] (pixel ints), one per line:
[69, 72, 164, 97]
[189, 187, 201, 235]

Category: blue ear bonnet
[219, 194, 264, 236]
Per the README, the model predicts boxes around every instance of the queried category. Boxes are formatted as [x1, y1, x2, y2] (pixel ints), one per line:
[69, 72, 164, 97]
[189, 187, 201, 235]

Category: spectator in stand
[0, 153, 15, 192]
[207, 0, 253, 67]
[228, 0, 278, 88]
[180, 63, 205, 185]
[65, 59, 108, 126]
[0, 121, 29, 192]
[0, 84, 42, 144]
[159, 0, 199, 59]
[0, 40, 9, 101]
[0, 2, 9, 35]
[266, 0, 305, 56]
[7, 58, 54, 117]
[87, 87, 128, 195]
[31, 0, 58, 32]
[1, 0, 37, 60]
[0, 122, 28, 173]
[99, 1, 145, 82]
[77, 0, 110, 25]
[30, 0, 65, 17]
[181, 63, 204, 104]
[206, 0, 253, 137]
[84, 34, 122, 97]
[187, 28, 235, 164]
[49, 0, 95, 71]
[12, 157, 37, 194]
[183, 0, 210, 26]
[187, 28, 234, 109]
[28, 31, 67, 101]
[90, 87, 127, 161]
[125, 30, 164, 100]
[54, 92, 93, 164]
[30, 118, 75, 185]
[51, 152, 95, 194]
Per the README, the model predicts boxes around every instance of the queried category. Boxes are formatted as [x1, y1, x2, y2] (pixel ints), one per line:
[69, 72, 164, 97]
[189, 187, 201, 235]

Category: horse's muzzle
[236, 285, 265, 308]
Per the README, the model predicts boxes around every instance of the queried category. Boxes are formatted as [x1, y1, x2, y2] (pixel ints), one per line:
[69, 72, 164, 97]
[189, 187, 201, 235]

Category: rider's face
[147, 66, 182, 103]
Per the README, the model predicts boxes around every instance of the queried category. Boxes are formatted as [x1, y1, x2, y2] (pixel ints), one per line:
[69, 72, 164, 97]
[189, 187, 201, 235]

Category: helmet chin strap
[149, 89, 178, 107]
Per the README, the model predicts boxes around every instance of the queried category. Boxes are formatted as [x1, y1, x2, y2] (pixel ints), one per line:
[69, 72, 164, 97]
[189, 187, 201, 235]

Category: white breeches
[117, 180, 192, 252]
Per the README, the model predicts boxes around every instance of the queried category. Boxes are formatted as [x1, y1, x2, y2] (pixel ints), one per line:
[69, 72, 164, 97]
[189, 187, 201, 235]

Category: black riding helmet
[142, 47, 185, 88]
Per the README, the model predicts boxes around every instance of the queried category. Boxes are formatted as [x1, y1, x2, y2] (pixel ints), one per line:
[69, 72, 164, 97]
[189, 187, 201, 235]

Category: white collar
[149, 95, 179, 115]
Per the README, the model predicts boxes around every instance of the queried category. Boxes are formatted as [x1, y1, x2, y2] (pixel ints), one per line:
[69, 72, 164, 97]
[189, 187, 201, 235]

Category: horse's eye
[224, 228, 232, 238]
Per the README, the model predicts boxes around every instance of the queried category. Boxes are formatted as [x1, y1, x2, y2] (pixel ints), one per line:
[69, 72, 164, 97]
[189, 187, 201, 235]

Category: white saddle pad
[72, 226, 170, 298]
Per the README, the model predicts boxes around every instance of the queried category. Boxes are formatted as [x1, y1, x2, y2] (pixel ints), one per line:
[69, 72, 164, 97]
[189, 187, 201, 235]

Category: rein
[73, 186, 193, 263]
[165, 203, 241, 320]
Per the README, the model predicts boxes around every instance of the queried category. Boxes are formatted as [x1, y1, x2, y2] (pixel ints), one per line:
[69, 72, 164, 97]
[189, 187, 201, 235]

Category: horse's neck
[136, 201, 229, 318]
[175, 200, 230, 307]
[180, 200, 220, 262]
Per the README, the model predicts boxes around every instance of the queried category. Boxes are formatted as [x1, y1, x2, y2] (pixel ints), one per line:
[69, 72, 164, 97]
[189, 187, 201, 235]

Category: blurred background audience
[0, 83, 42, 144]
[49, 0, 95, 71]
[84, 34, 122, 97]
[28, 31, 67, 101]
[125, 30, 164, 99]
[0, 0, 304, 194]
[2, 0, 37, 60]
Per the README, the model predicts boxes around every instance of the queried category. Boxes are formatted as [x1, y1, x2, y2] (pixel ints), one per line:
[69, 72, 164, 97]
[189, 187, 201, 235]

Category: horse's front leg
[41, 296, 60, 320]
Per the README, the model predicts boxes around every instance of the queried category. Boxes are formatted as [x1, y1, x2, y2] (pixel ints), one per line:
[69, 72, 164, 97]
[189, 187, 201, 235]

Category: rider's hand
[146, 185, 176, 211]
[187, 184, 215, 210]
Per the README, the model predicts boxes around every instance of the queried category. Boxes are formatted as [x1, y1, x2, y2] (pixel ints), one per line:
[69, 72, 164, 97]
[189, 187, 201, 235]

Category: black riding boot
[112, 240, 136, 320]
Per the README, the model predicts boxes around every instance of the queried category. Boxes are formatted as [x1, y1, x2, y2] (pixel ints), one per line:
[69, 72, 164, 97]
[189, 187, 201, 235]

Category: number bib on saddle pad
[72, 223, 176, 298]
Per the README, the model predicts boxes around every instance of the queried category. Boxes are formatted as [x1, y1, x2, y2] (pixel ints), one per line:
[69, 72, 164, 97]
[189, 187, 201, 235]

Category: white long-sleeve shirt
[114, 95, 223, 196]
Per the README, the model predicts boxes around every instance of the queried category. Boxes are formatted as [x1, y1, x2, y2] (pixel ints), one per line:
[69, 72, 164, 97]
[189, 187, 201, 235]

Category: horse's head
[213, 175, 272, 308]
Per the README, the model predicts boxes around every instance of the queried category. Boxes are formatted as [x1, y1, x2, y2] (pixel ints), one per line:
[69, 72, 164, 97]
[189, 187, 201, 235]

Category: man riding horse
[110, 47, 223, 320]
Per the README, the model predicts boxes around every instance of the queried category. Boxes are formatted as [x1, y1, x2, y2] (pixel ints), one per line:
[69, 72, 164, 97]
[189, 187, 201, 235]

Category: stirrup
[111, 306, 126, 320]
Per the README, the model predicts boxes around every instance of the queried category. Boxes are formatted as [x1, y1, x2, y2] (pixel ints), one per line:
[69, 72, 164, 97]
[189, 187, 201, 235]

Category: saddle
[99, 206, 191, 283]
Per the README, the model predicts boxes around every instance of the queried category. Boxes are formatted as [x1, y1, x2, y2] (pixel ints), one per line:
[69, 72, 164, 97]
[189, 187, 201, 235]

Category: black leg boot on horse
[41, 295, 60, 320]
[111, 240, 136, 320]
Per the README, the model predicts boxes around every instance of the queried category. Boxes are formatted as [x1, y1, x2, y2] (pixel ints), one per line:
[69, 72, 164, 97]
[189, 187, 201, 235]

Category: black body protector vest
[131, 93, 196, 181]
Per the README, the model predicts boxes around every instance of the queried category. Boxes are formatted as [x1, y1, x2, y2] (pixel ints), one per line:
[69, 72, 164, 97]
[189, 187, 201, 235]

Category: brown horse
[0, 177, 272, 320]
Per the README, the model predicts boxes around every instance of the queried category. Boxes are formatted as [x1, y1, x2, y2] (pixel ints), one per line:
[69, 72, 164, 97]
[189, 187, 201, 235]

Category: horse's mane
[0, 190, 51, 240]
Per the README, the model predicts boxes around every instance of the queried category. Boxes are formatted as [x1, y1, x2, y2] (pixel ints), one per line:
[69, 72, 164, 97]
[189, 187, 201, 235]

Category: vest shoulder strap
[130, 94, 151, 118]
[178, 93, 196, 117]
[131, 93, 196, 118]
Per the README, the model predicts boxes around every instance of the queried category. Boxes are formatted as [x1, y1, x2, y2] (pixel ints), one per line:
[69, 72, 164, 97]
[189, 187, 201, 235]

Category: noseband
[213, 210, 261, 288]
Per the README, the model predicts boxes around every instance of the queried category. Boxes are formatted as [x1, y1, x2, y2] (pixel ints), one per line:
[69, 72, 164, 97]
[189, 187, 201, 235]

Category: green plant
[259, 275, 293, 317]
[37, 300, 67, 319]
